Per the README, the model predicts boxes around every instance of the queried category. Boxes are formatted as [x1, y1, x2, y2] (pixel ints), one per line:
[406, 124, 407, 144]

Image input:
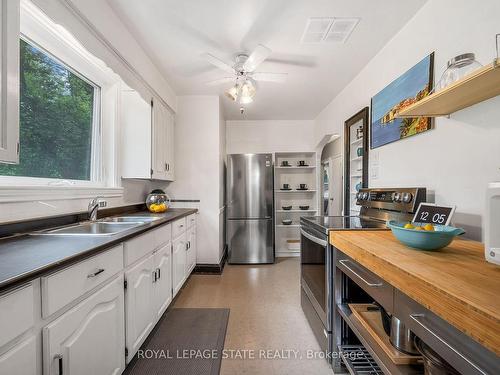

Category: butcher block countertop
[329, 231, 500, 356]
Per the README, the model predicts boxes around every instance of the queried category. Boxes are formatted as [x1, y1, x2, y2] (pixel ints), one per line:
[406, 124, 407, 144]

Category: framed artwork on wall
[370, 52, 434, 149]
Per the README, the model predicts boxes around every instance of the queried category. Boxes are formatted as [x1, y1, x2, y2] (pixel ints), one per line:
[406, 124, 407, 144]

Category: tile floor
[174, 257, 333, 374]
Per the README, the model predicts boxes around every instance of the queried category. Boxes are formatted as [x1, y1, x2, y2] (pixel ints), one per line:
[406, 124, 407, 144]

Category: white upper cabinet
[121, 89, 174, 181]
[121, 89, 152, 179]
[0, 0, 20, 163]
[152, 98, 174, 181]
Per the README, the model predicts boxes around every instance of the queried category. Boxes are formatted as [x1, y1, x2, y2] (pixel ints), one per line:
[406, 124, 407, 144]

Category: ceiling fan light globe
[239, 95, 253, 104]
[225, 85, 239, 101]
[240, 79, 257, 99]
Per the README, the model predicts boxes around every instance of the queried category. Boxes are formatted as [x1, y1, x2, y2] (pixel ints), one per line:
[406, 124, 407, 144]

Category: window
[0, 38, 100, 181]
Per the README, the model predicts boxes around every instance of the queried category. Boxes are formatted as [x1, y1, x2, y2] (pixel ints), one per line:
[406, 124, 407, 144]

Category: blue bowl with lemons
[387, 220, 465, 251]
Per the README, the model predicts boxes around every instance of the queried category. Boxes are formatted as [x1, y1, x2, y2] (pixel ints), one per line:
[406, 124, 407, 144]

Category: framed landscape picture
[370, 53, 434, 149]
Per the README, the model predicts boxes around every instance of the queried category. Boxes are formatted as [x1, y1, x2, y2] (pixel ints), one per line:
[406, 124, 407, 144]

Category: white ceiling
[108, 0, 427, 120]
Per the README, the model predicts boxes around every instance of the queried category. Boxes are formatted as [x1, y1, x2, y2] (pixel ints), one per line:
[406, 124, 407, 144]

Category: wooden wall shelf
[396, 59, 500, 118]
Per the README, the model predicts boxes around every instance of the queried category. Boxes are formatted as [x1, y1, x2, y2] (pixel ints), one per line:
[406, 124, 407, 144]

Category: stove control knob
[393, 192, 402, 202]
[402, 192, 413, 203]
[362, 192, 369, 200]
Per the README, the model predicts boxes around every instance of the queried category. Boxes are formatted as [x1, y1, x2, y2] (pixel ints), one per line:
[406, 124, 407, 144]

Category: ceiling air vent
[301, 17, 360, 44]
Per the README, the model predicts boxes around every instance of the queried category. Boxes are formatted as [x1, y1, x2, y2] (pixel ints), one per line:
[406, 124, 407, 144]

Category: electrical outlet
[370, 166, 379, 180]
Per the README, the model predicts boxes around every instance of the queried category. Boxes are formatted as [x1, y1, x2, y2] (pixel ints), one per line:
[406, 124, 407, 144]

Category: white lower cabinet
[172, 234, 187, 297]
[0, 335, 37, 375]
[153, 243, 172, 320]
[43, 276, 125, 375]
[125, 254, 155, 362]
[186, 226, 196, 275]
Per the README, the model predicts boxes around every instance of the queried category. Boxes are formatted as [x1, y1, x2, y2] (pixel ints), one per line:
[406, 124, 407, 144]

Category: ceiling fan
[202, 44, 287, 104]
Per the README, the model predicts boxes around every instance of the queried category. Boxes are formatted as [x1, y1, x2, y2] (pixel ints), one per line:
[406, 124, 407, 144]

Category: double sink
[34, 216, 162, 237]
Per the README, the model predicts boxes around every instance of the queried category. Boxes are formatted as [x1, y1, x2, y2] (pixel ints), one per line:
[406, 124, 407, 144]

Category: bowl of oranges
[146, 189, 168, 213]
[387, 220, 465, 250]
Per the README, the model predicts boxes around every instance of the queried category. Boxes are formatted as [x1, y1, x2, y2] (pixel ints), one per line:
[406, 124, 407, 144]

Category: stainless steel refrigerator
[226, 153, 274, 264]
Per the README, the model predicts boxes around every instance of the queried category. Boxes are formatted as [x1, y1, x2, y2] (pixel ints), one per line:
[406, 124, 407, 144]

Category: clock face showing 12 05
[413, 203, 455, 226]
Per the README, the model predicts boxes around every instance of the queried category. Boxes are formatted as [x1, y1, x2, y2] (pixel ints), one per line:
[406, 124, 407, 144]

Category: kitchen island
[330, 230, 499, 374]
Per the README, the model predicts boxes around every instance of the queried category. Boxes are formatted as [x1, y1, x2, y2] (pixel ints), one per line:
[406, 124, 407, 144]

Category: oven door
[300, 227, 331, 331]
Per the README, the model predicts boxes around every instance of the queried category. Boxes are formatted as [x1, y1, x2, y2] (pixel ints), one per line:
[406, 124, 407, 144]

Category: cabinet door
[125, 254, 155, 361]
[151, 100, 167, 180]
[0, 335, 37, 375]
[165, 110, 175, 181]
[43, 276, 125, 375]
[121, 89, 152, 179]
[0, 0, 20, 164]
[172, 234, 187, 297]
[186, 227, 196, 275]
[153, 243, 172, 320]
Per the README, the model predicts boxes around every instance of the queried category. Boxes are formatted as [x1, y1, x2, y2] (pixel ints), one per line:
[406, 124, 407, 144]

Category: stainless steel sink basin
[101, 216, 162, 223]
[38, 222, 142, 236]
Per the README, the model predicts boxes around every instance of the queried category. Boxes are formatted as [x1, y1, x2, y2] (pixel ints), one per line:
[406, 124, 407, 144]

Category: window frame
[0, 0, 123, 199]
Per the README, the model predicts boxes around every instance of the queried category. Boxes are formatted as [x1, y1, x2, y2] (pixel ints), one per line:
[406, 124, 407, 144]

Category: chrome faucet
[88, 197, 104, 221]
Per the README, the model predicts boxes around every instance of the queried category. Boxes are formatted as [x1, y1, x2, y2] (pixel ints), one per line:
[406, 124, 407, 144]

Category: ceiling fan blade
[252, 72, 287, 83]
[205, 77, 234, 86]
[243, 44, 272, 72]
[201, 53, 235, 74]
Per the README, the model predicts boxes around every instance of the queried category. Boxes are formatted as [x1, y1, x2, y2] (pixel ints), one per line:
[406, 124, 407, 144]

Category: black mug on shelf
[299, 183, 308, 190]
[282, 183, 290, 190]
[298, 160, 306, 166]
[281, 160, 290, 167]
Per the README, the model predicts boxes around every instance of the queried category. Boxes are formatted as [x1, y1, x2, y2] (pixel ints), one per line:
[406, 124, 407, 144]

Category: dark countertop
[0, 208, 197, 292]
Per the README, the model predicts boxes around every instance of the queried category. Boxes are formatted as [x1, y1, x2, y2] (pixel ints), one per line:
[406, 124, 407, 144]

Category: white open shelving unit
[349, 134, 364, 215]
[274, 152, 318, 257]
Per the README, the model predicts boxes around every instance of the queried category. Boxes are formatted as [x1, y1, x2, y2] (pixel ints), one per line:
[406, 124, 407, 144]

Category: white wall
[314, 0, 500, 240]
[168, 96, 225, 264]
[226, 120, 316, 154]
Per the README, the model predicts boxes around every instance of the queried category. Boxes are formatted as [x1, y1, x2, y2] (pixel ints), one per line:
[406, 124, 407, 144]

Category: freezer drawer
[227, 219, 274, 264]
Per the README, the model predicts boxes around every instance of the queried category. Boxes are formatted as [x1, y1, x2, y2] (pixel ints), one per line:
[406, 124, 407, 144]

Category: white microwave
[485, 182, 500, 265]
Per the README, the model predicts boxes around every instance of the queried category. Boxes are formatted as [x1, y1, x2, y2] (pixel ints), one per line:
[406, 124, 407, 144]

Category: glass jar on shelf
[434, 53, 482, 92]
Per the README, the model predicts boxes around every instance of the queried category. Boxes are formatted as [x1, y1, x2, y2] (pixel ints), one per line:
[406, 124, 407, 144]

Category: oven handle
[338, 259, 383, 287]
[300, 229, 327, 247]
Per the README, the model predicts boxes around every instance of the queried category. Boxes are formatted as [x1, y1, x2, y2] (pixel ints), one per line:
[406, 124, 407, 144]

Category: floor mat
[124, 308, 230, 375]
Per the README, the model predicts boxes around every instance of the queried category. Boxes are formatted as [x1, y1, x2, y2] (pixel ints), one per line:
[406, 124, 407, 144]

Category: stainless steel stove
[299, 187, 426, 367]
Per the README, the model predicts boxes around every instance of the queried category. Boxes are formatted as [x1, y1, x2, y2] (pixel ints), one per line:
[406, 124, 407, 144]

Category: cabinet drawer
[172, 217, 186, 239]
[186, 214, 196, 228]
[154, 223, 171, 247]
[42, 245, 123, 317]
[336, 251, 394, 312]
[124, 225, 171, 266]
[0, 283, 34, 348]
[394, 290, 499, 375]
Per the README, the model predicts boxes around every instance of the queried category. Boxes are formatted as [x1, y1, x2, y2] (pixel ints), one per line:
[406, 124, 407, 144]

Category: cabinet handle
[153, 270, 157, 283]
[157, 268, 161, 280]
[87, 268, 105, 278]
[54, 354, 63, 375]
[409, 314, 486, 374]
[185, 242, 189, 251]
[338, 259, 382, 287]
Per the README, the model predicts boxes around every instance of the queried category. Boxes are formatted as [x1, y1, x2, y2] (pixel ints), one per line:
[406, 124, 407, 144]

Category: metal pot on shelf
[376, 303, 419, 355]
